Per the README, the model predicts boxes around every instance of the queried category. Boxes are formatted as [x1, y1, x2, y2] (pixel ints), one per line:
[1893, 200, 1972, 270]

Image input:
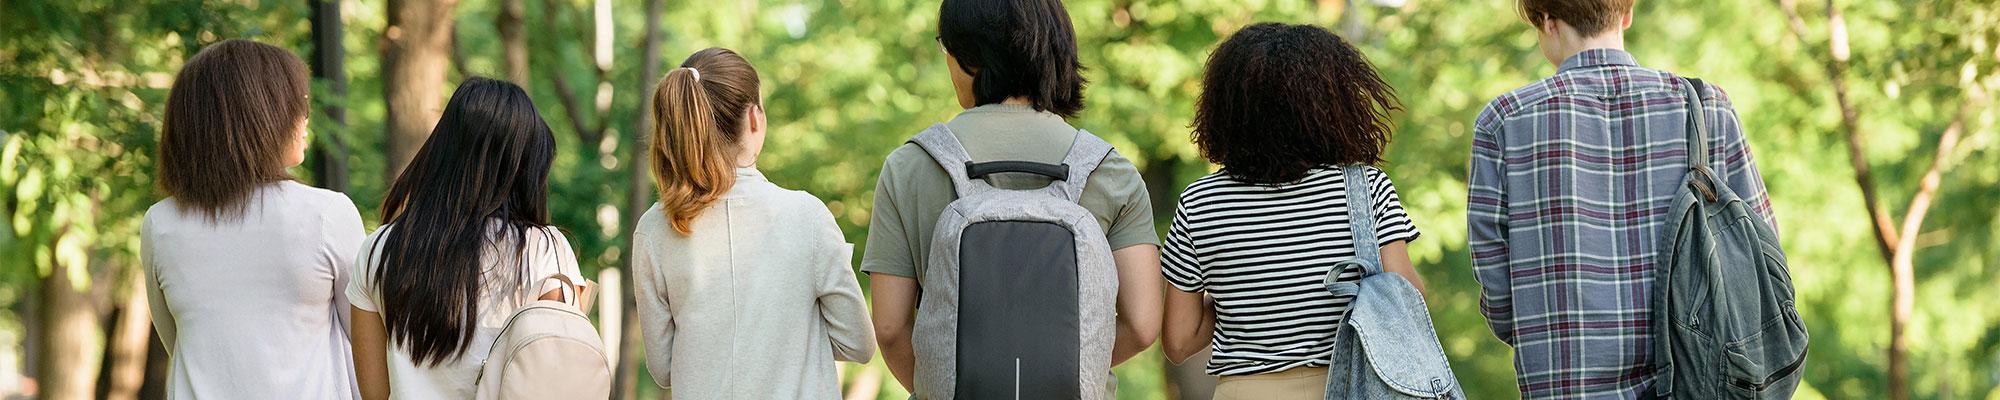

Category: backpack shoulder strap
[907, 123, 993, 197]
[1325, 165, 1385, 298]
[1341, 164, 1383, 275]
[1679, 77, 1720, 202]
[1681, 78, 1710, 167]
[1044, 130, 1114, 203]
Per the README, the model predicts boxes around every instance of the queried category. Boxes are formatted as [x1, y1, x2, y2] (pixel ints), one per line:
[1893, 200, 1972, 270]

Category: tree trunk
[38, 246, 102, 400]
[591, 0, 616, 155]
[498, 0, 529, 86]
[382, 0, 459, 183]
[537, 0, 606, 144]
[102, 270, 151, 400]
[309, 0, 350, 192]
[596, 268, 637, 400]
[140, 335, 168, 399]
[613, 1, 665, 398]
[1769, 1, 1981, 398]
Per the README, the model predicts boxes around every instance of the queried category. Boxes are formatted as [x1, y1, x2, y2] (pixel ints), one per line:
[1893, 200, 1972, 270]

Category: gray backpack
[1322, 164, 1464, 400]
[1652, 78, 1806, 399]
[908, 124, 1120, 400]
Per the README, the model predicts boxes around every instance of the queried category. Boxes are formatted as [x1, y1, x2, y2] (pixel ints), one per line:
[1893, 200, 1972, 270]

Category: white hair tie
[684, 67, 701, 81]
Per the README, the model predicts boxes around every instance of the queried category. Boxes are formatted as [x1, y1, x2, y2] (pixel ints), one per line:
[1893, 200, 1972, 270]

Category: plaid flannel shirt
[1467, 49, 1777, 399]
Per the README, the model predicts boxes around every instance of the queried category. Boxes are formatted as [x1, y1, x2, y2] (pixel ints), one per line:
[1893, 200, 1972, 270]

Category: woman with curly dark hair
[1158, 23, 1427, 399]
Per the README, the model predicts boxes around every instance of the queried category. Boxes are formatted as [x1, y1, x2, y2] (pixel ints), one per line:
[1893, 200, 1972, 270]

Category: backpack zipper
[1727, 351, 1805, 392]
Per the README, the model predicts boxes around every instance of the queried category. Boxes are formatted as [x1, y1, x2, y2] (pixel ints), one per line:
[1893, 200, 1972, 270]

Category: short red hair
[1518, 0, 1635, 36]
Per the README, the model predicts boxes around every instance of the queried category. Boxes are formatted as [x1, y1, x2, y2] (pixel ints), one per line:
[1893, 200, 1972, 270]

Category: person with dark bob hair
[935, 0, 1087, 117]
[142, 38, 367, 399]
[1159, 23, 1427, 399]
[863, 0, 1161, 393]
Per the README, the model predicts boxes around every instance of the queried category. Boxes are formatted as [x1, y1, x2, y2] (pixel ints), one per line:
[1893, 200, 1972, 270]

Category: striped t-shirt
[1162, 166, 1421, 376]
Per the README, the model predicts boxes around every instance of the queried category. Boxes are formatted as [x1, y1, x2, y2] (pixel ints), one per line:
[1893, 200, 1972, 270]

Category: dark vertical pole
[308, 0, 351, 192]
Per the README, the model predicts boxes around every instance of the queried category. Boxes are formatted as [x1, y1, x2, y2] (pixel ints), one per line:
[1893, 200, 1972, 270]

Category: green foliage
[0, 0, 305, 299]
[3, 0, 1997, 399]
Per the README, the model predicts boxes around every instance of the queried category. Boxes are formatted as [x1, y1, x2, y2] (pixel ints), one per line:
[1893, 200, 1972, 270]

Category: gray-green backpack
[1322, 164, 1465, 400]
[1652, 78, 1806, 399]
[908, 124, 1120, 400]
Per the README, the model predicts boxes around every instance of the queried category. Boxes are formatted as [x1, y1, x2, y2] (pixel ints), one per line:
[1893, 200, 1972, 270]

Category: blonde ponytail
[649, 49, 762, 235]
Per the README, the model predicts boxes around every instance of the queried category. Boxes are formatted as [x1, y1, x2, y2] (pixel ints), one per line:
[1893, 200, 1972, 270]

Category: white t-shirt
[143, 181, 365, 400]
[346, 223, 582, 400]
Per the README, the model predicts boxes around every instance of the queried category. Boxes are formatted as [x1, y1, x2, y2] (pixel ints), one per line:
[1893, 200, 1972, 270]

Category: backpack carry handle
[1325, 164, 1383, 298]
[537, 273, 590, 309]
[966, 161, 1070, 181]
[909, 124, 1114, 202]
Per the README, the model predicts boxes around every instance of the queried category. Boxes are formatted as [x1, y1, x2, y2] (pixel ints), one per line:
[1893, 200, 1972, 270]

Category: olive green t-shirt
[860, 104, 1159, 278]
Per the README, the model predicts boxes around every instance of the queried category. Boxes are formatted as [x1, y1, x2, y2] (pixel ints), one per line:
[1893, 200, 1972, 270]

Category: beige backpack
[474, 275, 612, 400]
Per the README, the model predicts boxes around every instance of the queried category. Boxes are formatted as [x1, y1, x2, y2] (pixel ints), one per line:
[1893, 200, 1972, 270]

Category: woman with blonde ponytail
[628, 47, 875, 398]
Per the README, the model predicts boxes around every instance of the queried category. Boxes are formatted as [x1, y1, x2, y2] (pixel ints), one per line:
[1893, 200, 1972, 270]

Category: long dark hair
[372, 77, 557, 366]
[157, 39, 310, 221]
[650, 48, 761, 235]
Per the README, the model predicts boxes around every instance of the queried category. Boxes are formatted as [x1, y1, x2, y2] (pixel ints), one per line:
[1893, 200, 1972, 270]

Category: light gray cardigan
[631, 167, 876, 399]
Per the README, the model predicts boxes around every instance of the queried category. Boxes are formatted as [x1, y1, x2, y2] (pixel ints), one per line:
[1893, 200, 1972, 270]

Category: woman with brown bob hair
[628, 47, 875, 398]
[142, 39, 365, 399]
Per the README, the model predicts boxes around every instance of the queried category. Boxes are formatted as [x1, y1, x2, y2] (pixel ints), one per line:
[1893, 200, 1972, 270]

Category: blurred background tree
[1, 0, 1995, 399]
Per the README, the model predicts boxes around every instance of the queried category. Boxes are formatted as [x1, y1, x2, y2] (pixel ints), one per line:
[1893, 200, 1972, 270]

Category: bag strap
[1342, 165, 1382, 273]
[1679, 77, 1719, 202]
[1048, 130, 1114, 202]
[909, 124, 994, 198]
[1325, 165, 1384, 298]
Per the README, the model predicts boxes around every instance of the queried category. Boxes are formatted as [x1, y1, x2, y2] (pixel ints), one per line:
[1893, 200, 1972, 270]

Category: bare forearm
[1380, 241, 1425, 296]
[868, 273, 919, 392]
[1161, 288, 1215, 364]
[1112, 322, 1148, 365]
[881, 334, 917, 391]
[1109, 245, 1162, 366]
[351, 308, 390, 400]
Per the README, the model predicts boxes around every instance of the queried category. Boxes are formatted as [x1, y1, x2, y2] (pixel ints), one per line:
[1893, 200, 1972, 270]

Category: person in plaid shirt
[1468, 0, 1778, 398]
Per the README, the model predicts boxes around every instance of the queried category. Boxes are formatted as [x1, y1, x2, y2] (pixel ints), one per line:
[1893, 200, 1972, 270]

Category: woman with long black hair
[346, 77, 582, 399]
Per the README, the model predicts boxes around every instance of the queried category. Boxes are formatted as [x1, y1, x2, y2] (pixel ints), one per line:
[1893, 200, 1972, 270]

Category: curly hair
[1191, 23, 1400, 185]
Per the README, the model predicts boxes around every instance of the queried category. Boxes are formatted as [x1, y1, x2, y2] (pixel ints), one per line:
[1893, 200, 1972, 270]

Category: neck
[1557, 32, 1626, 63]
[1000, 96, 1033, 106]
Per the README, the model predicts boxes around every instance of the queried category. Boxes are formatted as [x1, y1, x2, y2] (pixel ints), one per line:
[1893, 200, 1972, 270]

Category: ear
[1620, 10, 1634, 30]
[1541, 13, 1562, 36]
[747, 103, 767, 136]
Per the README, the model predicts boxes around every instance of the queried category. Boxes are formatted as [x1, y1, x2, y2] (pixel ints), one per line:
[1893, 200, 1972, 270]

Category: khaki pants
[1213, 367, 1329, 400]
